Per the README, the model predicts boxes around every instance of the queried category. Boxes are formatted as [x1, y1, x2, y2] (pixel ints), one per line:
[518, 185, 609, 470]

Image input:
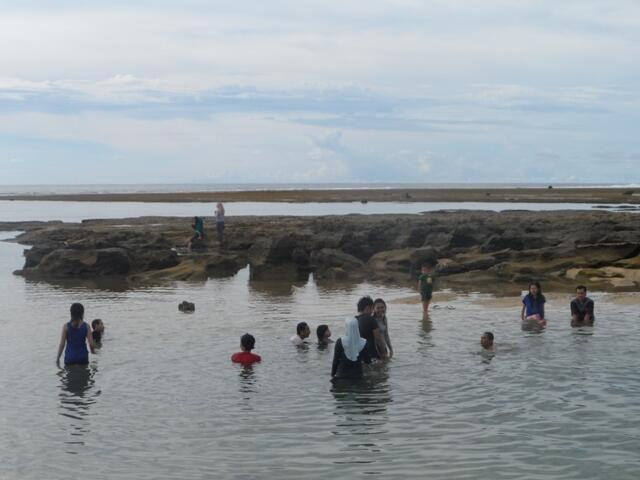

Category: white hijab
[340, 317, 367, 361]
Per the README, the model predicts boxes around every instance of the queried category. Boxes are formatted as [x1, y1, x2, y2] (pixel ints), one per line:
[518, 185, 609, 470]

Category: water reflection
[58, 364, 99, 453]
[248, 276, 308, 298]
[331, 364, 391, 444]
[237, 365, 258, 398]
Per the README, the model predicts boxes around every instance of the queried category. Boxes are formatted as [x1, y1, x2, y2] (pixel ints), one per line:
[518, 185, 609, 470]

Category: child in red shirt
[231, 333, 262, 364]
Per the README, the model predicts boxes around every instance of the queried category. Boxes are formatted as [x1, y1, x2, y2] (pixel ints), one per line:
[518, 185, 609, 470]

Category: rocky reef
[3, 210, 640, 291]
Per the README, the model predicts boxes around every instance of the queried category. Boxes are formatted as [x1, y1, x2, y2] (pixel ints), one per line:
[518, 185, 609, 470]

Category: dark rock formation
[6, 210, 640, 290]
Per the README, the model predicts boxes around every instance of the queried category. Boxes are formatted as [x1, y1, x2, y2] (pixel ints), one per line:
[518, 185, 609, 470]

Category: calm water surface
[1, 200, 636, 222]
[1, 233, 639, 479]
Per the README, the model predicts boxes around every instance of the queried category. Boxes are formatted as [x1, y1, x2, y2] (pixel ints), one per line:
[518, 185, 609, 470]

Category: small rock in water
[178, 301, 195, 312]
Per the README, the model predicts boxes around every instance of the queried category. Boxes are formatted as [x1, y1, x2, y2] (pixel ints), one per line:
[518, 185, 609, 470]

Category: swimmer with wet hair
[91, 319, 104, 344]
[480, 331, 495, 351]
[231, 333, 262, 364]
[316, 324, 332, 344]
[290, 322, 310, 346]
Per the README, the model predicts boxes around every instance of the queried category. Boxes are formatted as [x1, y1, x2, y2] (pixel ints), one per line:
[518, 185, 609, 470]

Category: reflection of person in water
[331, 317, 371, 381]
[56, 303, 95, 367]
[58, 363, 98, 451]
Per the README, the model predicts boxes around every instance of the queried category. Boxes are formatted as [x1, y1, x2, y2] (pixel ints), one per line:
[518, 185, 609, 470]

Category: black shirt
[331, 338, 372, 379]
[356, 313, 380, 359]
[571, 298, 595, 322]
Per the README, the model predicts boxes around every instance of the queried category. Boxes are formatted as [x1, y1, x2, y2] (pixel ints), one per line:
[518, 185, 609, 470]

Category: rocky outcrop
[5, 210, 640, 290]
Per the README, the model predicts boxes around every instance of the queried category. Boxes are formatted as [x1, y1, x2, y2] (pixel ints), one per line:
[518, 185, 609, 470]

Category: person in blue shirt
[521, 281, 546, 326]
[56, 303, 96, 367]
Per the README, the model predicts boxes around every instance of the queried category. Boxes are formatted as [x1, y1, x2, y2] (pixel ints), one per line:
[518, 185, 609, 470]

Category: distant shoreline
[1, 187, 639, 204]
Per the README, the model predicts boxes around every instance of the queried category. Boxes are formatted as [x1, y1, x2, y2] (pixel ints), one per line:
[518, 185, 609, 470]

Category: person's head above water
[528, 281, 542, 297]
[70, 303, 84, 324]
[357, 296, 374, 315]
[576, 285, 587, 301]
[373, 298, 387, 318]
[91, 319, 104, 332]
[240, 333, 256, 352]
[480, 331, 494, 350]
[316, 324, 331, 343]
[296, 322, 310, 339]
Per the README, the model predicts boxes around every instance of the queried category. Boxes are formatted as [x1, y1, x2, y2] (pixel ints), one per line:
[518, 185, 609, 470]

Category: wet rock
[36, 247, 131, 276]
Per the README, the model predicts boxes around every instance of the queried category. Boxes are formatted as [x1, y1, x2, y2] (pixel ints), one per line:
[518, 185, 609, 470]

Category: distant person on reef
[373, 298, 393, 357]
[290, 322, 311, 346]
[331, 317, 371, 380]
[231, 333, 262, 364]
[480, 331, 495, 352]
[56, 303, 95, 367]
[355, 296, 387, 359]
[521, 281, 546, 326]
[91, 319, 105, 344]
[187, 216, 205, 251]
[316, 324, 332, 344]
[418, 260, 436, 320]
[215, 203, 225, 242]
[571, 285, 595, 327]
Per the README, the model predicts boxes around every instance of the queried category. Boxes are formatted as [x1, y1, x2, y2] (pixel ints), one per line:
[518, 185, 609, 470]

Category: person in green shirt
[417, 260, 436, 320]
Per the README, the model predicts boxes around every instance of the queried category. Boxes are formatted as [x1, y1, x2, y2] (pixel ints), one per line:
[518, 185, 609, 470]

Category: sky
[0, 0, 639, 185]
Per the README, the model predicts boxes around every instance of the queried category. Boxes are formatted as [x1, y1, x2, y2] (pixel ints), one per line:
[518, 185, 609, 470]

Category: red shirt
[231, 351, 262, 364]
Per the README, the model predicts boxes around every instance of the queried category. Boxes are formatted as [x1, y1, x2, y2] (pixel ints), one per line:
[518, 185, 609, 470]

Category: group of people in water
[186, 202, 225, 251]
[56, 257, 597, 382]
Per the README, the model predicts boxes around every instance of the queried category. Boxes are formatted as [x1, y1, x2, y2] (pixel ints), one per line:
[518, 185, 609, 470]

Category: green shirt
[419, 272, 434, 297]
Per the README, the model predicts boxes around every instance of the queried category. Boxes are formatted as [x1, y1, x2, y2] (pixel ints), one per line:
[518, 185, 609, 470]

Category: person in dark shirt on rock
[331, 317, 371, 380]
[231, 333, 262, 364]
[571, 285, 595, 327]
[355, 296, 387, 359]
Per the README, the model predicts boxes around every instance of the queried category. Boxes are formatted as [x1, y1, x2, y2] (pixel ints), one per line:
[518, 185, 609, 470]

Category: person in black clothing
[331, 317, 371, 380]
[571, 285, 595, 327]
[355, 296, 387, 359]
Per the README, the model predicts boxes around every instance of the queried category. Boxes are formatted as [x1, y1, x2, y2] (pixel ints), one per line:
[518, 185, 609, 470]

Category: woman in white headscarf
[331, 317, 372, 380]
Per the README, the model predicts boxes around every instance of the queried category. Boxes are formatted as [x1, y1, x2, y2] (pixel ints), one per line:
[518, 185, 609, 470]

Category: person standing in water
[570, 285, 595, 327]
[56, 303, 95, 367]
[356, 296, 387, 359]
[521, 281, 546, 326]
[331, 317, 372, 380]
[373, 298, 393, 357]
[231, 333, 262, 364]
[215, 203, 225, 242]
[418, 260, 436, 320]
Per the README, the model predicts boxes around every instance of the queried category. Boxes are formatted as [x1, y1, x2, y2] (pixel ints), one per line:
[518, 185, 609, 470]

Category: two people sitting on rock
[187, 216, 205, 251]
[231, 333, 262, 364]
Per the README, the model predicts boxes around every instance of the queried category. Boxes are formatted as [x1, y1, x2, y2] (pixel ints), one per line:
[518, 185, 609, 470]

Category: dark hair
[316, 324, 329, 342]
[240, 333, 255, 351]
[527, 282, 545, 304]
[576, 285, 587, 293]
[91, 318, 102, 329]
[70, 303, 84, 321]
[357, 296, 374, 312]
[373, 298, 386, 307]
[422, 258, 437, 268]
[296, 322, 309, 335]
[483, 331, 494, 342]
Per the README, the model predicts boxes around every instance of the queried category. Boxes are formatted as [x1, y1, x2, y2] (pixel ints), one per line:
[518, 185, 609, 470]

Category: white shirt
[290, 335, 305, 346]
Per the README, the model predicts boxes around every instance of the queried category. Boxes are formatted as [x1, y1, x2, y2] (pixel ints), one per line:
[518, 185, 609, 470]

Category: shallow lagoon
[1, 233, 639, 479]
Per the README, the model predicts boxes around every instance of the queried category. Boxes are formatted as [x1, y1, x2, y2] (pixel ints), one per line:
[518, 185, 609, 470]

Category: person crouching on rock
[521, 281, 546, 326]
[56, 303, 95, 367]
[231, 333, 262, 364]
[187, 216, 205, 252]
